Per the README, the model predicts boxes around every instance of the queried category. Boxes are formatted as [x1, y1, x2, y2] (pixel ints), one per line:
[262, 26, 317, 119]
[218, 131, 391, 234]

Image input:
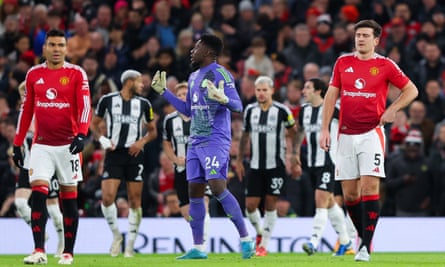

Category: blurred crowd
[1, 0, 445, 219]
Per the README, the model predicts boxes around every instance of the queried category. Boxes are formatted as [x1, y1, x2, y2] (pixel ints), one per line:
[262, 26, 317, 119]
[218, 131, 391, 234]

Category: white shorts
[29, 144, 83, 186]
[335, 126, 386, 180]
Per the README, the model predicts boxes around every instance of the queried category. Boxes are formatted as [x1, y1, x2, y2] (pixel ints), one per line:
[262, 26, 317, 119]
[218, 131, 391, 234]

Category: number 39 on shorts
[205, 156, 220, 169]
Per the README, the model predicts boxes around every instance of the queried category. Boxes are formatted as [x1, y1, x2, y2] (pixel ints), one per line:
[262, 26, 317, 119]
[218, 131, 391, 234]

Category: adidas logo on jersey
[345, 67, 354, 73]
[36, 78, 45, 84]
[319, 183, 328, 190]
[273, 189, 280, 194]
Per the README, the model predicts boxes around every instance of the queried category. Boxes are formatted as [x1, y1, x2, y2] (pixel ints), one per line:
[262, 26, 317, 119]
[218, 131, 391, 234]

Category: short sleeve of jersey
[95, 95, 109, 118]
[329, 58, 342, 88]
[280, 103, 295, 129]
[243, 104, 253, 132]
[142, 98, 154, 122]
[162, 114, 173, 141]
[298, 105, 305, 129]
[386, 58, 410, 89]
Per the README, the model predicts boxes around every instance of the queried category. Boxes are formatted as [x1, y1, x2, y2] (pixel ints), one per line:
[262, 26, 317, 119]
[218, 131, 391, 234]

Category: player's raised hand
[205, 79, 229, 104]
[69, 134, 86, 154]
[151, 70, 166, 94]
[12, 145, 24, 168]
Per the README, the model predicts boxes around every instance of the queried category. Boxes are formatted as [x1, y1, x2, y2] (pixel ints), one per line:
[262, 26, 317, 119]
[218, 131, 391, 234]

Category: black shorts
[334, 181, 343, 196]
[16, 169, 59, 199]
[245, 167, 286, 197]
[103, 149, 144, 182]
[307, 165, 335, 193]
[174, 170, 189, 207]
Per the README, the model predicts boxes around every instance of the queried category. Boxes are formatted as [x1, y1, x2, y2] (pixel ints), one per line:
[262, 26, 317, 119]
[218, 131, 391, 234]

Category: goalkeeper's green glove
[204, 79, 228, 104]
[151, 70, 166, 94]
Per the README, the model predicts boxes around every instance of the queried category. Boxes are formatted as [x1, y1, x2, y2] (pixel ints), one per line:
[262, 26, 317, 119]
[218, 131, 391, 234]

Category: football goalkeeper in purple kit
[151, 34, 255, 260]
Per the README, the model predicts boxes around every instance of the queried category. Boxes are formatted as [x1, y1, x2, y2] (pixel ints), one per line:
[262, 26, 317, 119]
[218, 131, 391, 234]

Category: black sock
[362, 195, 380, 253]
[345, 198, 363, 239]
[31, 188, 48, 251]
[61, 194, 79, 255]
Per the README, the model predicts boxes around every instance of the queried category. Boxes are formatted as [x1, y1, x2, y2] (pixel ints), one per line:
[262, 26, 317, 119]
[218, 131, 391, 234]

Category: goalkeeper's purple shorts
[186, 145, 229, 183]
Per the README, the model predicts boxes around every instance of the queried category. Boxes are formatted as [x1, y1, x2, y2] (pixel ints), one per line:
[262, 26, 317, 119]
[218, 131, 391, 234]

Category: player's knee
[15, 197, 29, 210]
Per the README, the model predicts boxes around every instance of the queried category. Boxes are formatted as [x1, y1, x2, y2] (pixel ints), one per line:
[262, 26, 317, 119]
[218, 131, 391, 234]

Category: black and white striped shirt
[298, 102, 339, 167]
[95, 92, 153, 149]
[163, 111, 190, 172]
[243, 101, 295, 170]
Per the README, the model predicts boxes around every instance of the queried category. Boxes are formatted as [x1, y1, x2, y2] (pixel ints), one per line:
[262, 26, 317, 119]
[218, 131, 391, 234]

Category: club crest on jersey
[46, 88, 57, 100]
[59, 76, 70, 86]
[192, 92, 199, 103]
[354, 78, 366, 90]
[369, 67, 379, 76]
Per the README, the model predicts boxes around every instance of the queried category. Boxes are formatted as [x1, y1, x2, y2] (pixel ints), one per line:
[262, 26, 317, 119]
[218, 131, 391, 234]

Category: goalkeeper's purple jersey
[163, 62, 242, 148]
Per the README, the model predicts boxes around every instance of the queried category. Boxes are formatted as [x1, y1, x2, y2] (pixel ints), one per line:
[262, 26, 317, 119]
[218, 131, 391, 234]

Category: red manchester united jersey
[14, 62, 91, 146]
[330, 52, 410, 134]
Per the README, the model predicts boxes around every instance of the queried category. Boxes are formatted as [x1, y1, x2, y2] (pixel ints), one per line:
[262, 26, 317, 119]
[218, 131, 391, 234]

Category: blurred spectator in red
[283, 79, 303, 120]
[272, 52, 292, 101]
[339, 5, 360, 23]
[17, 0, 32, 35]
[382, 2, 420, 42]
[380, 17, 412, 53]
[113, 0, 129, 28]
[147, 152, 175, 217]
[304, 7, 321, 36]
[312, 14, 333, 53]
[389, 110, 410, 154]
[272, 0, 289, 23]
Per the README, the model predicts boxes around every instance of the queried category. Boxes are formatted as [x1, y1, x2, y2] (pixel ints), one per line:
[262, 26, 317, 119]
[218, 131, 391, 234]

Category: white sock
[246, 209, 262, 235]
[15, 197, 31, 226]
[101, 203, 120, 236]
[127, 207, 142, 246]
[47, 203, 64, 247]
[261, 210, 277, 249]
[345, 213, 358, 240]
[328, 204, 349, 244]
[193, 244, 206, 252]
[203, 212, 210, 249]
[310, 208, 328, 248]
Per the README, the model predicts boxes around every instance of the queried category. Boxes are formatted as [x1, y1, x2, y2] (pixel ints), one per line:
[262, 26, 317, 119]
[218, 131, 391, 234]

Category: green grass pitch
[1, 253, 444, 267]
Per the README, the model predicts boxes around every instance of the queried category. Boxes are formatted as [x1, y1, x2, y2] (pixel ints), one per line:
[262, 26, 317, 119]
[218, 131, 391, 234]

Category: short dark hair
[354, 19, 382, 38]
[200, 34, 223, 57]
[45, 29, 66, 41]
[309, 77, 327, 98]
